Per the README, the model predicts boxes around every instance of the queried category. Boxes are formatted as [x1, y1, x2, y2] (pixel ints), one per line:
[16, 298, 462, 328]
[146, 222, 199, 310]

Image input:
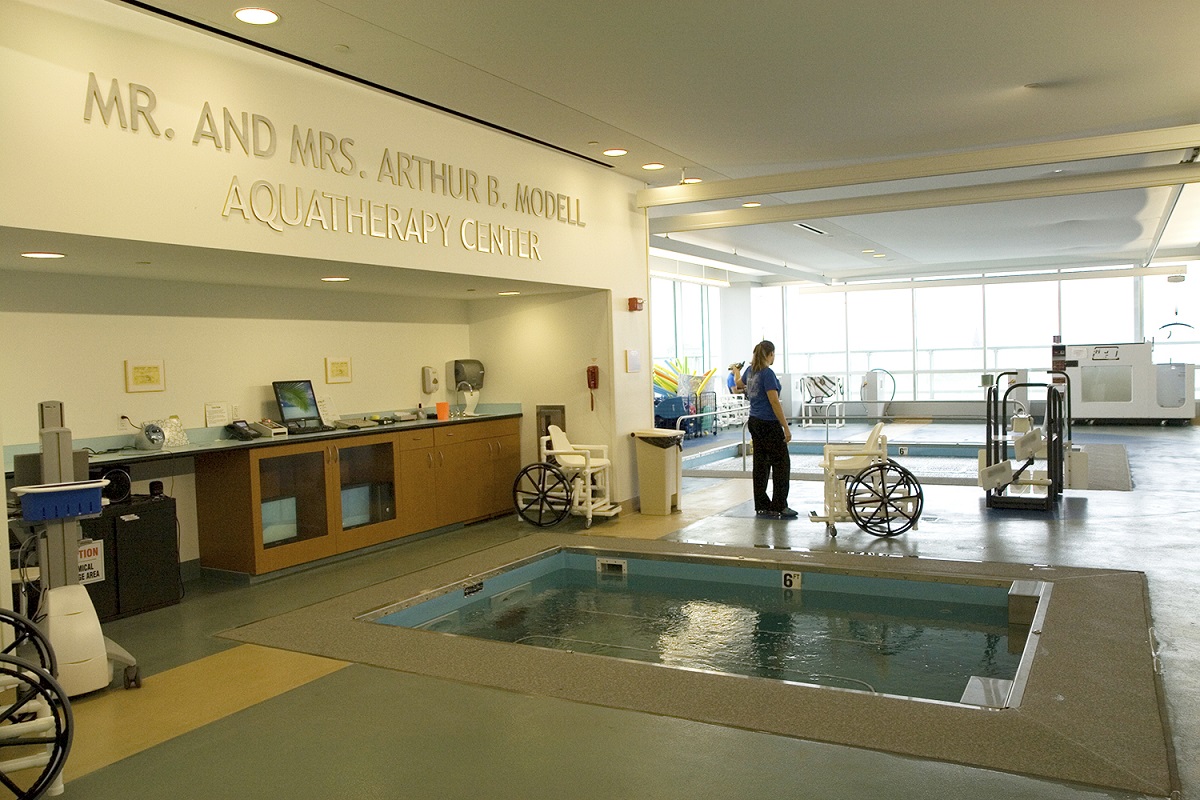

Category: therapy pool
[363, 548, 1046, 707]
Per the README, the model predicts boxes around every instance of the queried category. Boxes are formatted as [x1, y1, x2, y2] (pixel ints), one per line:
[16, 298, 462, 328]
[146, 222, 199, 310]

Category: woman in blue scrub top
[735, 340, 796, 518]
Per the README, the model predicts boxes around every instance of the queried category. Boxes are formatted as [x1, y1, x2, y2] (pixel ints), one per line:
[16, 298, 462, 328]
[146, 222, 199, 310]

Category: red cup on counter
[435, 401, 450, 420]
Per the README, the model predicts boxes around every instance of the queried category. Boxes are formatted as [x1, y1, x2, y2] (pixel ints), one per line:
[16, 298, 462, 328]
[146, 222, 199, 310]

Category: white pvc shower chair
[512, 425, 620, 528]
[808, 422, 923, 537]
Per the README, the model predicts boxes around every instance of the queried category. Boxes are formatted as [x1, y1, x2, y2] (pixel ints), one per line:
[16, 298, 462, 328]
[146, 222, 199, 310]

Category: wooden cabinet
[437, 419, 522, 521]
[197, 416, 520, 576]
[396, 418, 522, 528]
[396, 428, 443, 534]
[477, 429, 522, 517]
[334, 434, 402, 551]
[197, 431, 401, 575]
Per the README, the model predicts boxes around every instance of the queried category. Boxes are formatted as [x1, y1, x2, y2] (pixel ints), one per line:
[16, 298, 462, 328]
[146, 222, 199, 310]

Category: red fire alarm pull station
[628, 297, 645, 311]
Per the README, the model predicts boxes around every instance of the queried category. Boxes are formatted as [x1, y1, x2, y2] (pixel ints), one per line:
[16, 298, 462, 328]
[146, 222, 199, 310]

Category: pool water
[371, 551, 1026, 704]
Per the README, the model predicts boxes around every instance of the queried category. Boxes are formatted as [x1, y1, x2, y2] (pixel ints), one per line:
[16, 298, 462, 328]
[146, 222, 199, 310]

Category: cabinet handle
[487, 441, 493, 457]
[439, 451, 445, 467]
[426, 452, 433, 468]
[496, 440, 502, 456]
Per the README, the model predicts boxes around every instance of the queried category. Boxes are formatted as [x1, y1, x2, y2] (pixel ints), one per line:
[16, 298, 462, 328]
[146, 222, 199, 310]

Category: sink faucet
[453, 382, 474, 417]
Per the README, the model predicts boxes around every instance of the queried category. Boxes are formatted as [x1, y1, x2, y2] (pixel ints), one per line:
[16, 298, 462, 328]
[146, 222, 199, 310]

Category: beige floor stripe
[63, 644, 348, 781]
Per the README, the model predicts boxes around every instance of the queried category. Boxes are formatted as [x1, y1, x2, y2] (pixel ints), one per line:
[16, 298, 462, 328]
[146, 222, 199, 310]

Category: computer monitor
[272, 380, 323, 430]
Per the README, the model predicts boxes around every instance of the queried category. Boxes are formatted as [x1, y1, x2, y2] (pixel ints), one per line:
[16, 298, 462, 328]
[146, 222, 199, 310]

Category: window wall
[650, 276, 719, 368]
[723, 272, 1199, 401]
[784, 291, 846, 376]
[1060, 277, 1135, 344]
[914, 284, 983, 400]
[1144, 272, 1200, 366]
[983, 281, 1058, 371]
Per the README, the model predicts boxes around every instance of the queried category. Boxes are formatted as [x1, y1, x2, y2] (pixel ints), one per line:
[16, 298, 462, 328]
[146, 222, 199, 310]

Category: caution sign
[78, 539, 105, 585]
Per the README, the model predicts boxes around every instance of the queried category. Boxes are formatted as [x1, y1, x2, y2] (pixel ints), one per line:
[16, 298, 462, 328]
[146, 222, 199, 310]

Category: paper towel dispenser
[450, 359, 484, 390]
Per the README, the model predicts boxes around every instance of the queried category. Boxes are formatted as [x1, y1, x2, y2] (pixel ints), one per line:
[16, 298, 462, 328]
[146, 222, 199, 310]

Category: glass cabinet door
[337, 440, 396, 531]
[257, 449, 329, 549]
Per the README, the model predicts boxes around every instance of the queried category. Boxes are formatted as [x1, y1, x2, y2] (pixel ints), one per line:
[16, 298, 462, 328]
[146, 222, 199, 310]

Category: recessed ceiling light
[20, 251, 65, 259]
[861, 249, 876, 254]
[321, 276, 350, 282]
[498, 291, 521, 296]
[682, 177, 703, 184]
[234, 7, 279, 25]
[602, 148, 627, 157]
[742, 201, 762, 208]
[642, 162, 665, 171]
[873, 253, 887, 258]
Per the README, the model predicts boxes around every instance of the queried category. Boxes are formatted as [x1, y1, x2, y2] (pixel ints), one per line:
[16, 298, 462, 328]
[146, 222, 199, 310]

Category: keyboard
[286, 424, 336, 435]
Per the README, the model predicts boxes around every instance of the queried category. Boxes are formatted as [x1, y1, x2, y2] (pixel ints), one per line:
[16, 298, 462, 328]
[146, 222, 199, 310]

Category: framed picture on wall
[325, 357, 352, 384]
[124, 359, 165, 393]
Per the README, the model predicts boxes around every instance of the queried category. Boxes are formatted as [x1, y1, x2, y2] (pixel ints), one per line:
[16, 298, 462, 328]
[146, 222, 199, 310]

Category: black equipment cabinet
[79, 495, 180, 622]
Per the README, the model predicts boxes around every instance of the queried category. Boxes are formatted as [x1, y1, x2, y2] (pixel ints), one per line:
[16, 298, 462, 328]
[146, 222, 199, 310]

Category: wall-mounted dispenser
[421, 366, 439, 395]
[449, 360, 484, 417]
[449, 359, 484, 390]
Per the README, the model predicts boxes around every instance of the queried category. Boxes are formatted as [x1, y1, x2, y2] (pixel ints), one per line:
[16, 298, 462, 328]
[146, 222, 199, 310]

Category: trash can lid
[630, 429, 684, 449]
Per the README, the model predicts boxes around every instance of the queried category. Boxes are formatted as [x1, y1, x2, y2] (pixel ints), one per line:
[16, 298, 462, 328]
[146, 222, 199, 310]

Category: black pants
[748, 416, 790, 512]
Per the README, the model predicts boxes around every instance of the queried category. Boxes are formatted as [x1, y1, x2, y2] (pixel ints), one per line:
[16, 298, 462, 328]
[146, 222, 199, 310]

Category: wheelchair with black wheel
[0, 608, 74, 799]
[512, 425, 621, 529]
[808, 422, 924, 537]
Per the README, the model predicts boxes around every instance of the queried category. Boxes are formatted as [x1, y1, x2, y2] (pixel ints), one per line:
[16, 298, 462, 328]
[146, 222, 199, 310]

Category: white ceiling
[12, 0, 1200, 294]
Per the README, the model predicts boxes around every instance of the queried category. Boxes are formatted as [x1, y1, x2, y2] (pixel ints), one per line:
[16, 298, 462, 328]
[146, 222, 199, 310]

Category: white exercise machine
[9, 402, 141, 696]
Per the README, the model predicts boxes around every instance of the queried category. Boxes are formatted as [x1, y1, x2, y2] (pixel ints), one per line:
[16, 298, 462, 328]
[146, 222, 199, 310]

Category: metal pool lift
[980, 371, 1084, 510]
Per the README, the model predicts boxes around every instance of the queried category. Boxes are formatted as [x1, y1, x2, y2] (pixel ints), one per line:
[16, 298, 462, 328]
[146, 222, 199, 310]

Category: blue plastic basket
[11, 480, 107, 521]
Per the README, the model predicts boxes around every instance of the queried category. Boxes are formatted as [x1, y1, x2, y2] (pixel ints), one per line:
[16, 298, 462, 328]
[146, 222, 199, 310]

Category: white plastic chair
[538, 425, 619, 527]
[820, 422, 887, 477]
[808, 423, 922, 537]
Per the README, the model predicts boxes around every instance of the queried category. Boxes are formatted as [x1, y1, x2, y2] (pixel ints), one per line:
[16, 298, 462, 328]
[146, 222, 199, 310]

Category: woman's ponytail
[750, 340, 775, 373]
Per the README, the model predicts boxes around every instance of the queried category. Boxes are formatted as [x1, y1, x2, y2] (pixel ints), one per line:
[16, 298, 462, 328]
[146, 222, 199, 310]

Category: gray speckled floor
[219, 532, 1170, 795]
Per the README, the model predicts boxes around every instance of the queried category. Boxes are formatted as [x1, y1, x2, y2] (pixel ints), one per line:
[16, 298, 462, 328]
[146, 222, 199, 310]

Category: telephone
[587, 365, 599, 411]
[226, 419, 261, 441]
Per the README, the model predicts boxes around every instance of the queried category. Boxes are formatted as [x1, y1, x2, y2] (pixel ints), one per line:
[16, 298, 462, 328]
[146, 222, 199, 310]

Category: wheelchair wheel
[0, 610, 56, 677]
[513, 463, 572, 527]
[0, 654, 73, 800]
[846, 459, 923, 537]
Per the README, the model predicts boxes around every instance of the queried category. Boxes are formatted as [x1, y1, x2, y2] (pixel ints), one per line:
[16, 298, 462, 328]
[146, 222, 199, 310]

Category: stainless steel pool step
[960, 676, 1014, 708]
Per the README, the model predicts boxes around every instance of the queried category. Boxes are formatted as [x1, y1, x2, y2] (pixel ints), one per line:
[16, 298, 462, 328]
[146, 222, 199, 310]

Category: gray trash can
[631, 428, 684, 514]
